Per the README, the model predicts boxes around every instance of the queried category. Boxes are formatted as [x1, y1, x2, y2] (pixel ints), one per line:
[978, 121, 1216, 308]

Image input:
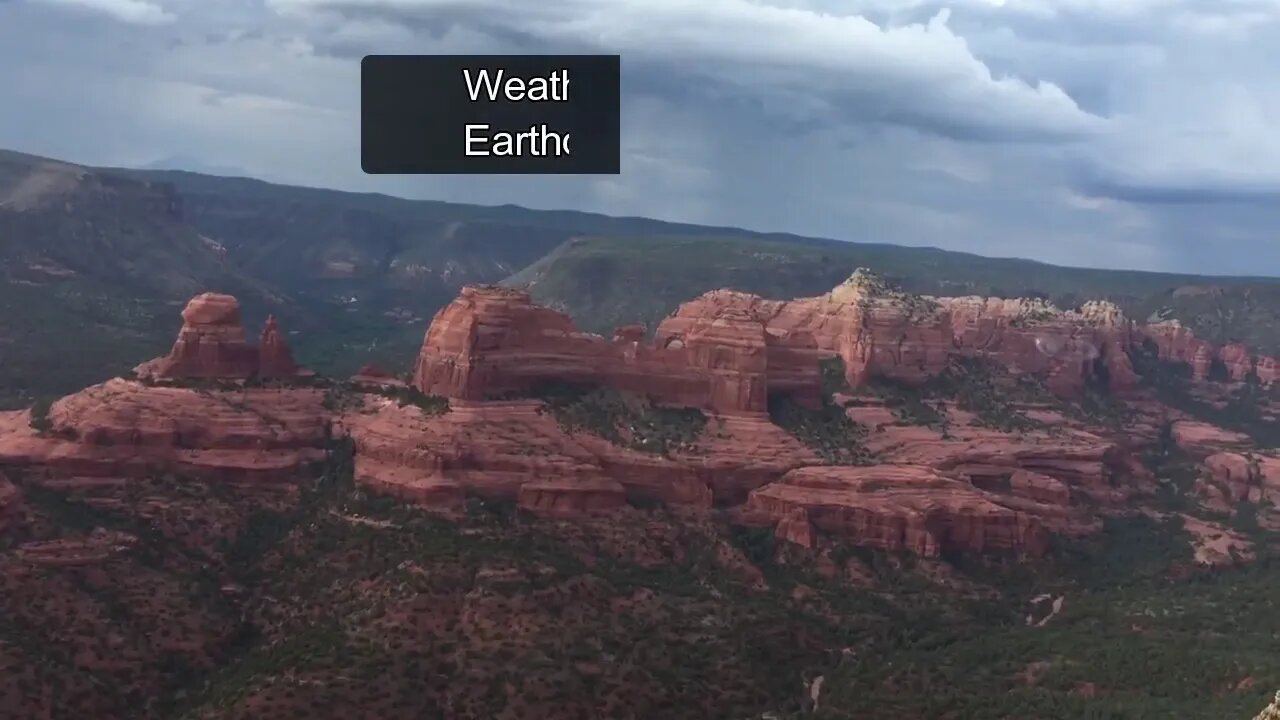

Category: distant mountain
[0, 149, 291, 406]
[121, 165, 1280, 347]
[505, 235, 1280, 343]
[135, 154, 250, 178]
[4, 146, 1280, 406]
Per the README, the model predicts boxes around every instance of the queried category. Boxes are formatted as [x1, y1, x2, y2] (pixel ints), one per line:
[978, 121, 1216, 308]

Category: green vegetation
[1256, 691, 1280, 719]
[317, 378, 449, 416]
[786, 512, 1280, 720]
[769, 392, 873, 464]
[27, 397, 52, 432]
[518, 382, 707, 456]
[864, 357, 1051, 433]
[4, 426, 1280, 719]
[1010, 300, 1060, 327]
[1129, 339, 1280, 447]
[779, 355, 875, 462]
[842, 267, 943, 322]
[10, 151, 1280, 411]
[865, 377, 950, 431]
[1136, 285, 1280, 357]
[369, 383, 450, 415]
[941, 357, 1051, 432]
[507, 235, 1280, 343]
[1146, 419, 1204, 512]
[819, 356, 852, 397]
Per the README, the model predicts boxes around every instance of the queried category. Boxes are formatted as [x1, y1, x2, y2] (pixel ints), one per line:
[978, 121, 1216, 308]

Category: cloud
[271, 0, 1105, 143]
[4, 0, 1280, 275]
[26, 0, 173, 24]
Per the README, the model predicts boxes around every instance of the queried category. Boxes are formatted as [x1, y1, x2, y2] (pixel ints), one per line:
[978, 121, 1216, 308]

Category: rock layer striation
[135, 293, 307, 380]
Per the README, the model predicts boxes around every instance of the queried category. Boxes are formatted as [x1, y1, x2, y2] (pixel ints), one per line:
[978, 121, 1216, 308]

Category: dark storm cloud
[274, 0, 1105, 143]
[1080, 180, 1280, 206]
[3, 0, 1280, 274]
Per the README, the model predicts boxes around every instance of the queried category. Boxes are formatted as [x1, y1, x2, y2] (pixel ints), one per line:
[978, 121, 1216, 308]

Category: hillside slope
[506, 235, 1280, 349]
[113, 169, 746, 309]
[5, 149, 1280, 404]
[127, 167, 1280, 352]
[3, 268, 1280, 718]
[0, 151, 292, 407]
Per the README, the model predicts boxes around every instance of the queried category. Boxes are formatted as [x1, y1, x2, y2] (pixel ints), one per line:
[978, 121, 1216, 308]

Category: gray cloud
[275, 0, 1105, 143]
[1, 0, 1280, 275]
[26, 0, 172, 24]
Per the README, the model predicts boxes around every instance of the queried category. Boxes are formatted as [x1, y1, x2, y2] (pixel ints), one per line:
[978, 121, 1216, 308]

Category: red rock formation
[747, 465, 1051, 557]
[414, 286, 624, 400]
[1257, 356, 1280, 385]
[1082, 310, 1278, 389]
[344, 398, 819, 514]
[659, 271, 1144, 399]
[0, 379, 328, 482]
[775, 507, 815, 548]
[655, 273, 952, 394]
[412, 286, 785, 416]
[1201, 452, 1280, 504]
[1171, 420, 1252, 456]
[1220, 343, 1254, 381]
[681, 307, 770, 413]
[654, 290, 825, 408]
[416, 273, 1279, 432]
[135, 293, 307, 380]
[936, 297, 1138, 396]
[832, 276, 954, 388]
[351, 363, 404, 388]
[136, 293, 257, 378]
[11, 279, 1278, 564]
[1139, 325, 1279, 386]
[258, 315, 299, 377]
[1144, 320, 1214, 380]
[16, 529, 137, 567]
[612, 324, 646, 344]
[1009, 470, 1070, 505]
[346, 398, 626, 513]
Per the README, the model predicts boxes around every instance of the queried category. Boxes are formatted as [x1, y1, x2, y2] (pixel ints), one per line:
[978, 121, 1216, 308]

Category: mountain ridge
[7, 145, 1280, 407]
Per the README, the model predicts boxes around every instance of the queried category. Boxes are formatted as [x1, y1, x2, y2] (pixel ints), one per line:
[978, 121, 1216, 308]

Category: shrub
[28, 397, 53, 433]
[768, 393, 872, 465]
[524, 382, 707, 456]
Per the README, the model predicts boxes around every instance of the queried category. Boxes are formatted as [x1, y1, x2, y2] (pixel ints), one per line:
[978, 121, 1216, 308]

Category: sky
[1, 0, 1278, 275]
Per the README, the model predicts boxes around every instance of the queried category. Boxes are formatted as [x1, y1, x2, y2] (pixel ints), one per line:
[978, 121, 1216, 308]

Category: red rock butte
[3, 273, 1278, 563]
[411, 272, 1280, 411]
[412, 285, 793, 415]
[135, 292, 306, 380]
[397, 271, 1276, 418]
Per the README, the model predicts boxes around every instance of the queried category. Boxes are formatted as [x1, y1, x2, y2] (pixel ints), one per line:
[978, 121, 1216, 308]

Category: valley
[2, 149, 1280, 718]
[8, 147, 1280, 407]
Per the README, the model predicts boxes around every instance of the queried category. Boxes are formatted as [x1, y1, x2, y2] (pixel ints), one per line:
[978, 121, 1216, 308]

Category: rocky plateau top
[2, 270, 1277, 563]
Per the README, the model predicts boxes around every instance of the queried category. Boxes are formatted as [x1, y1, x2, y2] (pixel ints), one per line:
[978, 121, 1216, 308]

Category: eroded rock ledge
[1, 273, 1271, 561]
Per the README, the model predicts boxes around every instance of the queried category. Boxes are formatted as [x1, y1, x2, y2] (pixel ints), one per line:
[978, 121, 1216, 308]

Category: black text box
[362, 54, 621, 174]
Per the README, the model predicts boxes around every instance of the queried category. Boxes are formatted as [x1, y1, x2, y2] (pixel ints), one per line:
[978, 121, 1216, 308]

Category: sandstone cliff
[746, 465, 1051, 558]
[0, 378, 328, 482]
[4, 278, 1275, 562]
[135, 293, 308, 380]
[411, 285, 785, 415]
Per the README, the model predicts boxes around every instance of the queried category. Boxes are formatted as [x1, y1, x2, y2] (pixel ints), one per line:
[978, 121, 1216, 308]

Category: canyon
[1, 270, 1275, 563]
[3, 148, 1276, 719]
